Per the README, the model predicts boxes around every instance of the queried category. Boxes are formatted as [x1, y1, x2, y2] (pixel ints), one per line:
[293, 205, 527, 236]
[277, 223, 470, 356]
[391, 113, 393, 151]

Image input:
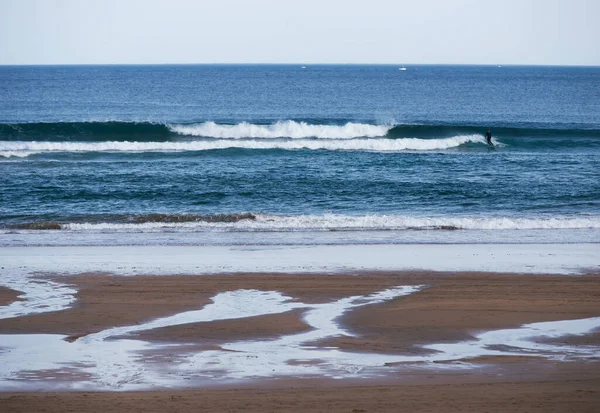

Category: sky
[0, 0, 599, 65]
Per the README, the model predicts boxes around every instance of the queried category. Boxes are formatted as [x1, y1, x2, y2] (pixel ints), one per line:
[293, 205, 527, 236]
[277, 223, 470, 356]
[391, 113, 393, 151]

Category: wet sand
[1, 272, 598, 346]
[2, 363, 599, 413]
[0, 271, 599, 412]
[0, 286, 21, 307]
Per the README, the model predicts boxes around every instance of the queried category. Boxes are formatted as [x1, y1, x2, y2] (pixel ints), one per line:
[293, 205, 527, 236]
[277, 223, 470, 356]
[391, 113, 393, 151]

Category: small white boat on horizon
[398, 66, 407, 71]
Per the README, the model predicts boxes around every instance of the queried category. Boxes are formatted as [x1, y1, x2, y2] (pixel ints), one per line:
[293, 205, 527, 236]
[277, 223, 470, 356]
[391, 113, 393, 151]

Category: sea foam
[168, 121, 392, 139]
[0, 135, 484, 156]
[53, 214, 600, 232]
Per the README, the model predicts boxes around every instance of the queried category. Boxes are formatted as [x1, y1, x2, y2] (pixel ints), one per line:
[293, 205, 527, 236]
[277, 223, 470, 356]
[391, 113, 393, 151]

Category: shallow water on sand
[1, 283, 598, 390]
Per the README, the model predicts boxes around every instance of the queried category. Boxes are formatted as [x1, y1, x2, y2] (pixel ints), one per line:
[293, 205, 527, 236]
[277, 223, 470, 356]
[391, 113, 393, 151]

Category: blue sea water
[0, 64, 599, 246]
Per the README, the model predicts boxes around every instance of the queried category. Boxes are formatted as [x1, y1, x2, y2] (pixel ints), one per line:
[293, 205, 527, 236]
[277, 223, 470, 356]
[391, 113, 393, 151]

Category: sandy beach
[1, 272, 599, 348]
[2, 372, 599, 413]
[1, 264, 599, 412]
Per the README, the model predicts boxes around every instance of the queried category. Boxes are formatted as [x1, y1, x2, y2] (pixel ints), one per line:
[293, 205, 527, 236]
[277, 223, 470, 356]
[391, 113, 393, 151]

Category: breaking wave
[7, 214, 600, 233]
[8, 213, 257, 230]
[2, 120, 599, 142]
[169, 121, 391, 139]
[0, 120, 391, 141]
[0, 135, 485, 157]
[4, 120, 600, 158]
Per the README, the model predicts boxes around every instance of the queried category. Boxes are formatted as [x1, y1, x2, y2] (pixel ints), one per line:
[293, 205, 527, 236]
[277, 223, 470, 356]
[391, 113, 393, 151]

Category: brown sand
[0, 271, 599, 412]
[132, 308, 311, 342]
[0, 272, 418, 337]
[0, 286, 21, 306]
[1, 363, 599, 413]
[2, 272, 598, 349]
[317, 272, 600, 353]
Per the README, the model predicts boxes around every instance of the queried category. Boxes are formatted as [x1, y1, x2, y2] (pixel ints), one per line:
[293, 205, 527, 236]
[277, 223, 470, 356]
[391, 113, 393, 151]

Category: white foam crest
[0, 135, 483, 155]
[0, 151, 37, 158]
[60, 214, 600, 232]
[169, 121, 392, 139]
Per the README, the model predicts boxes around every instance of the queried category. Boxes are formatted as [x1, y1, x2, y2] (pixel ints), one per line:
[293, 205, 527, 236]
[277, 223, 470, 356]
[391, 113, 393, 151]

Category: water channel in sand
[1, 283, 599, 390]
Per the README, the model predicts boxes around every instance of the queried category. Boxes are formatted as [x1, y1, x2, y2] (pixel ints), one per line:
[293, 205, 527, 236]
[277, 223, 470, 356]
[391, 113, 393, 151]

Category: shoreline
[2, 227, 600, 247]
[1, 243, 599, 276]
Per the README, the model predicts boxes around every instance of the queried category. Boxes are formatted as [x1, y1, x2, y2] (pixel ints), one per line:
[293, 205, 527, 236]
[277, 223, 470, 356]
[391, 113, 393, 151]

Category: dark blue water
[1, 65, 599, 244]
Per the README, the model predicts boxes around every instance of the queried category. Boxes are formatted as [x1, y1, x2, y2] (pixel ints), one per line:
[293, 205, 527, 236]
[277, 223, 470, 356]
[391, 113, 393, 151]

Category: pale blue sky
[1, 0, 598, 65]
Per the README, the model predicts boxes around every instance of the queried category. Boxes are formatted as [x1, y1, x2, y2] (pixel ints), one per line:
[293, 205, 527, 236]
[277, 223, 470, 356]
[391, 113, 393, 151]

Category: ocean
[1, 64, 599, 246]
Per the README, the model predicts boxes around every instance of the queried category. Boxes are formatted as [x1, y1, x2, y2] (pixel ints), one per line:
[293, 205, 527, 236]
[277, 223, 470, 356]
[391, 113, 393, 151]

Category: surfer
[485, 129, 493, 146]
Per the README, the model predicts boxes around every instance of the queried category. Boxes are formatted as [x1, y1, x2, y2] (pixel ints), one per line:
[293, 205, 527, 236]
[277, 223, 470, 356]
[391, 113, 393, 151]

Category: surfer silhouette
[485, 129, 493, 146]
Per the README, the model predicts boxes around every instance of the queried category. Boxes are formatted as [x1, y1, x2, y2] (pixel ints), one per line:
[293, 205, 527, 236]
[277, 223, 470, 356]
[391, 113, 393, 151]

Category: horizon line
[1, 62, 599, 68]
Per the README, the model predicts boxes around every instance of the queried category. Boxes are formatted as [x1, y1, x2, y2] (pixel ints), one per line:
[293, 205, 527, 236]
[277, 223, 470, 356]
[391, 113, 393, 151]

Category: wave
[0, 121, 172, 141]
[0, 135, 485, 156]
[387, 124, 600, 139]
[169, 121, 391, 139]
[2, 121, 599, 142]
[0, 151, 33, 158]
[0, 120, 390, 141]
[6, 214, 600, 232]
[9, 213, 256, 230]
